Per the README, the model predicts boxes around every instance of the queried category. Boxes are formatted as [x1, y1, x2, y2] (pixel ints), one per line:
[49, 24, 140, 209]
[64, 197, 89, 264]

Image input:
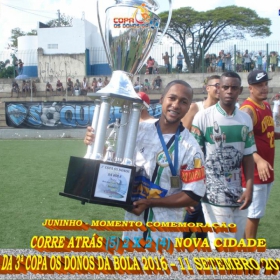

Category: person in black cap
[240, 70, 280, 239]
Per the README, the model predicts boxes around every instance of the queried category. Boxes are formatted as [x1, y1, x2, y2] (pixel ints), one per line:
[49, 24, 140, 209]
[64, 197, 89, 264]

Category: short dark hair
[205, 75, 220, 85]
[221, 71, 241, 83]
[162, 80, 193, 98]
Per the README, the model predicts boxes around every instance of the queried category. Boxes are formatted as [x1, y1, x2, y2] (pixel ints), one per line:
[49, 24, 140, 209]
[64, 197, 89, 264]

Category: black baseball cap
[247, 70, 271, 85]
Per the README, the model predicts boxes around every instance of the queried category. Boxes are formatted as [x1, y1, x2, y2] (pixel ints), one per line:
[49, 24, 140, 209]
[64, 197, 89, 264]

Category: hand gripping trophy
[60, 0, 173, 208]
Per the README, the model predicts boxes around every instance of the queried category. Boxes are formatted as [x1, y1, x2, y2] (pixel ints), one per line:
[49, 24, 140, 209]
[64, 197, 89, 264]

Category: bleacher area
[1, 73, 280, 128]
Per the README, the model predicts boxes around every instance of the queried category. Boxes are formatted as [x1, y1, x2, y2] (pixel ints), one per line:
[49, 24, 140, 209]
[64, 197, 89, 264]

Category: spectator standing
[18, 59, 24, 75]
[162, 52, 174, 74]
[219, 50, 225, 72]
[240, 70, 280, 239]
[235, 51, 243, 72]
[216, 56, 222, 72]
[210, 55, 217, 73]
[243, 50, 251, 72]
[270, 94, 280, 126]
[225, 52, 232, 71]
[191, 71, 256, 249]
[181, 75, 220, 240]
[152, 76, 162, 90]
[255, 52, 264, 70]
[270, 52, 277, 72]
[84, 80, 206, 242]
[205, 54, 211, 73]
[176, 52, 184, 73]
[146, 56, 155, 74]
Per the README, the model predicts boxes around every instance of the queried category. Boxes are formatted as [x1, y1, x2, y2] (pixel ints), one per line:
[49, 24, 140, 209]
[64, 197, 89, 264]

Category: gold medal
[170, 176, 180, 188]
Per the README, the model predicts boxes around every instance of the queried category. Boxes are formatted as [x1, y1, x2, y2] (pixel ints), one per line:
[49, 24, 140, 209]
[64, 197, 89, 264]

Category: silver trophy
[60, 0, 172, 208]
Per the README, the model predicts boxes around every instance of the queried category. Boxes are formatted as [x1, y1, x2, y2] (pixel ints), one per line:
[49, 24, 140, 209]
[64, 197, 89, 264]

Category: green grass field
[0, 139, 279, 248]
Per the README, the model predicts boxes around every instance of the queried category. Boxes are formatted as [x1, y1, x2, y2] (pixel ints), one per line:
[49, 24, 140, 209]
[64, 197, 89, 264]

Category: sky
[0, 0, 279, 51]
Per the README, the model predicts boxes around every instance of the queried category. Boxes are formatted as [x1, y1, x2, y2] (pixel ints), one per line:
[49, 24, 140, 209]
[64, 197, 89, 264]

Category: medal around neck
[60, 0, 173, 209]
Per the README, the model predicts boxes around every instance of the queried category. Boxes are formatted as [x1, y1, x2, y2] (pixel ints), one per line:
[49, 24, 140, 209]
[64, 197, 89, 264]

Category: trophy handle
[154, 0, 173, 45]
[96, 0, 112, 67]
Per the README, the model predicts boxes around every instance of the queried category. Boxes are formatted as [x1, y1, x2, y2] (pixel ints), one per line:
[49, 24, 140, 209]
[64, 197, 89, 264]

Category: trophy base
[59, 156, 135, 210]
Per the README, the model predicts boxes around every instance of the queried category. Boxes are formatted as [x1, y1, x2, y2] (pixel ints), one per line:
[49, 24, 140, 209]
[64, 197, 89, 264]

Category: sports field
[0, 139, 279, 249]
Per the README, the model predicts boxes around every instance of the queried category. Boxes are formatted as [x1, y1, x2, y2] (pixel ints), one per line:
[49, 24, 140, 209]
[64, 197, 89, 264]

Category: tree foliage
[159, 6, 271, 72]
[45, 14, 73, 27]
[0, 61, 14, 78]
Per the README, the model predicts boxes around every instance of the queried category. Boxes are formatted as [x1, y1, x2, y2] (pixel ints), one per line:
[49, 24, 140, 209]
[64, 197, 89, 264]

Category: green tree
[45, 14, 73, 27]
[0, 63, 15, 78]
[159, 6, 271, 73]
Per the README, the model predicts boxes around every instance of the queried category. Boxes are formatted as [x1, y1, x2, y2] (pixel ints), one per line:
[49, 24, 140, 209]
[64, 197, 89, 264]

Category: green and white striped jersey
[191, 102, 256, 207]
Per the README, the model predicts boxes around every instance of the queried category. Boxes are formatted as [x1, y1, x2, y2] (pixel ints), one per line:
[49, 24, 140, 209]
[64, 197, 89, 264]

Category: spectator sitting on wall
[91, 78, 97, 92]
[81, 77, 90, 95]
[56, 80, 64, 94]
[143, 78, 151, 92]
[21, 80, 29, 97]
[31, 80, 37, 96]
[74, 79, 81, 91]
[67, 78, 74, 93]
[96, 78, 103, 92]
[46, 82, 54, 93]
[103, 76, 110, 87]
[152, 76, 162, 90]
[133, 77, 143, 92]
[11, 81, 19, 98]
[153, 60, 159, 74]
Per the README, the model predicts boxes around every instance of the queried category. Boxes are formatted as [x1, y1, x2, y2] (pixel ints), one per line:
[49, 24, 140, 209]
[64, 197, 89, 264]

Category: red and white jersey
[241, 98, 275, 185]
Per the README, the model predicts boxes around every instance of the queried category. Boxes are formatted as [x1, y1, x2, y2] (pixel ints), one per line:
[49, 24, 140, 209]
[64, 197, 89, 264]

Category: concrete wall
[37, 48, 86, 83]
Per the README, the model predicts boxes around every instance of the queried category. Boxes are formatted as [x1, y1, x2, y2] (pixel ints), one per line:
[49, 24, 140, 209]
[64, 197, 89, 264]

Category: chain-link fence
[1, 40, 280, 77]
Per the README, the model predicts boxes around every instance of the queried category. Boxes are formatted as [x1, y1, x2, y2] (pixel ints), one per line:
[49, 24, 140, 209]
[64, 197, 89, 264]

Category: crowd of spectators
[204, 50, 280, 73]
[43, 77, 110, 96]
[133, 75, 162, 93]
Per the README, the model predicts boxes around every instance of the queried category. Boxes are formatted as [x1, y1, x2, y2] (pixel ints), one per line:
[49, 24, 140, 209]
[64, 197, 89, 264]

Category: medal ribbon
[156, 122, 179, 176]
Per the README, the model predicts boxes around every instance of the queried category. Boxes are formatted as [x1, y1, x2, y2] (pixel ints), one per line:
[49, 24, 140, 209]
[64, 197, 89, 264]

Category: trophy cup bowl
[60, 0, 172, 209]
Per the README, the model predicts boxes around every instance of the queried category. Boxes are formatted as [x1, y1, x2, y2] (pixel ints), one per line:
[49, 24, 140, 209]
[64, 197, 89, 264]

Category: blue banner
[5, 101, 162, 129]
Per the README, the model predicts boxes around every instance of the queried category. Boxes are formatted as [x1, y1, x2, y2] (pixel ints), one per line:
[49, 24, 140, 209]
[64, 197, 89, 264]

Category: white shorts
[247, 183, 273, 219]
[202, 203, 248, 249]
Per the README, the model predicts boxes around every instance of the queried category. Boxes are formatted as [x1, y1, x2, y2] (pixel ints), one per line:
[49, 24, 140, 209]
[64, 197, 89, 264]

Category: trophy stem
[115, 105, 130, 163]
[85, 99, 101, 159]
[91, 97, 111, 160]
[122, 103, 141, 166]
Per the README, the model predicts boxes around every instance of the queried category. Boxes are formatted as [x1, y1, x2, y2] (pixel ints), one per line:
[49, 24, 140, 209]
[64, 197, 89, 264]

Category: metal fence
[1, 40, 280, 76]
[88, 40, 280, 74]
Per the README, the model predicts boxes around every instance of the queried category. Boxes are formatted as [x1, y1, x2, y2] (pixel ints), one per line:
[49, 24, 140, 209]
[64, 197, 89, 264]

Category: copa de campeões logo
[113, 3, 159, 29]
